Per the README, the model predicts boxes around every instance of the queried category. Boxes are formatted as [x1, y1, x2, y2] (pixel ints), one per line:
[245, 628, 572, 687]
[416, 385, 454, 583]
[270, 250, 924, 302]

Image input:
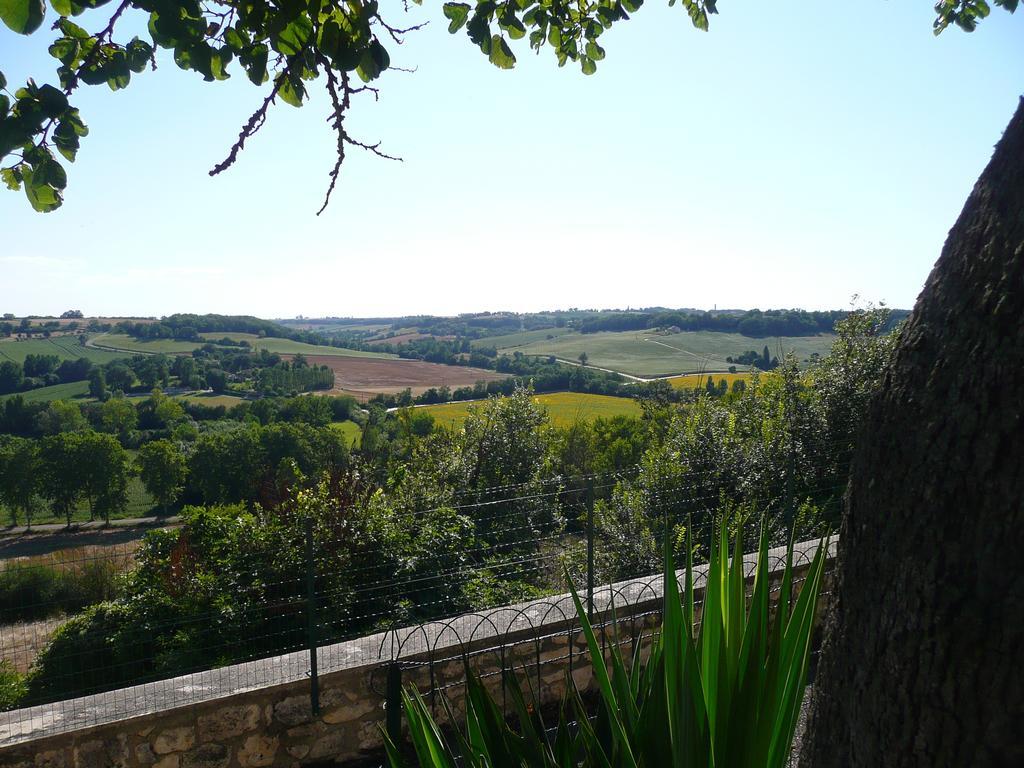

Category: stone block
[180, 744, 229, 768]
[284, 743, 310, 760]
[321, 697, 377, 724]
[272, 695, 313, 727]
[135, 743, 158, 765]
[73, 737, 129, 768]
[153, 757, 179, 768]
[307, 731, 351, 761]
[35, 751, 66, 768]
[197, 703, 261, 742]
[237, 735, 279, 768]
[153, 726, 196, 755]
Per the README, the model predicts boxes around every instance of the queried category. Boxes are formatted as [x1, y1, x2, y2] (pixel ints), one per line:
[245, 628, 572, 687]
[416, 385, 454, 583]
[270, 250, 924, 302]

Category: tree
[87, 367, 107, 401]
[104, 363, 134, 393]
[0, 436, 41, 527]
[5, 2, 1012, 214]
[38, 432, 84, 526]
[206, 368, 227, 393]
[36, 399, 87, 434]
[800, 99, 1024, 767]
[99, 395, 137, 440]
[0, 361, 22, 394]
[76, 431, 129, 523]
[136, 439, 187, 514]
[578, 351, 589, 367]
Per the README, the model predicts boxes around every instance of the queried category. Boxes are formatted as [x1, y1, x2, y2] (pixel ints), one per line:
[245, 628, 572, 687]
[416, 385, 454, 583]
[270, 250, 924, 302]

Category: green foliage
[0, 435, 40, 525]
[136, 439, 187, 512]
[0, 660, 26, 712]
[388, 525, 829, 768]
[0, 557, 122, 623]
[933, 0, 1018, 33]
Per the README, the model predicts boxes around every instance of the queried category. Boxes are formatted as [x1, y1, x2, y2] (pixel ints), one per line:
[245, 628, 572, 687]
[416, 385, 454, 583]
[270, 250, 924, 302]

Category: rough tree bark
[800, 99, 1024, 767]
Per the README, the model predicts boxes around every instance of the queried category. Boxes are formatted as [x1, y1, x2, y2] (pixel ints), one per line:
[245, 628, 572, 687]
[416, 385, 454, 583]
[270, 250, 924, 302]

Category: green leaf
[57, 18, 87, 38]
[274, 15, 313, 57]
[224, 27, 246, 52]
[53, 118, 79, 161]
[276, 73, 305, 107]
[126, 38, 153, 73]
[0, 94, 8, 116]
[0, 0, 45, 35]
[622, 0, 643, 11]
[50, 0, 70, 15]
[585, 40, 605, 60]
[246, 44, 269, 85]
[0, 71, 6, 90]
[36, 84, 68, 118]
[356, 40, 389, 83]
[1, 165, 22, 191]
[21, 167, 62, 212]
[467, 8, 492, 52]
[488, 34, 516, 69]
[581, 55, 596, 75]
[48, 38, 80, 66]
[443, 2, 471, 33]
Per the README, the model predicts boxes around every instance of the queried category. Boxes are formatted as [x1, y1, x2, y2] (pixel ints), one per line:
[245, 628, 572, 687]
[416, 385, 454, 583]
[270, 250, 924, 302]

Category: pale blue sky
[1, 2, 1021, 318]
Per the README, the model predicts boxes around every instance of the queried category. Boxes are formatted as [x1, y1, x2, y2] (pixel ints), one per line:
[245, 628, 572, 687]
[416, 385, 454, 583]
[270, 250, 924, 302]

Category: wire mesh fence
[0, 446, 848, 745]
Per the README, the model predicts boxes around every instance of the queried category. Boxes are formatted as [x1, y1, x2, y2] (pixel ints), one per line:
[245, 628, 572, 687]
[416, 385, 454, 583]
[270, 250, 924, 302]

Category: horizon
[2, 4, 1022, 317]
[5, 303, 911, 321]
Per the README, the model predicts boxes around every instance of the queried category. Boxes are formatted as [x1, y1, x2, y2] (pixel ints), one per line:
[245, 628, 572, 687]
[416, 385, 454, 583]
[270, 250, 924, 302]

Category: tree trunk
[800, 99, 1024, 767]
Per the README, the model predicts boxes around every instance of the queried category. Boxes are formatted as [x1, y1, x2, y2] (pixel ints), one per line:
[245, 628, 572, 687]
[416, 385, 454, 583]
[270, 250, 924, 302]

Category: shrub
[387, 523, 829, 768]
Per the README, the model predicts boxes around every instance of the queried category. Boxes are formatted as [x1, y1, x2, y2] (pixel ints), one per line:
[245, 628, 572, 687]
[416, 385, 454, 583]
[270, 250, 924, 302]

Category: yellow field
[420, 392, 642, 430]
[666, 372, 752, 390]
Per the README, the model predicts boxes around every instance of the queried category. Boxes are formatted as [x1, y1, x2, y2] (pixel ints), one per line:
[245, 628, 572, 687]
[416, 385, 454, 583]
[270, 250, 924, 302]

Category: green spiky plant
[384, 522, 829, 767]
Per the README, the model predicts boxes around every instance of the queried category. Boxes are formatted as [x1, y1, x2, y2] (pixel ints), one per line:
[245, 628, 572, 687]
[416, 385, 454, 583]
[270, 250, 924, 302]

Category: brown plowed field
[299, 355, 508, 399]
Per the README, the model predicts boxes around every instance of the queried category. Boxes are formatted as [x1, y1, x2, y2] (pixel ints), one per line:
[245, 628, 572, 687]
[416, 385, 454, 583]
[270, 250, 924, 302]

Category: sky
[1, 3, 1022, 319]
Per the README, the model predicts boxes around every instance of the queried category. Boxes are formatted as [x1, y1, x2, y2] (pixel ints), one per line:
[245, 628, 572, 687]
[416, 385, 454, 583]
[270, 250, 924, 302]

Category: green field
[90, 332, 396, 359]
[1, 454, 157, 528]
[0, 380, 91, 403]
[89, 333, 199, 355]
[0, 336, 129, 365]
[498, 330, 836, 377]
[470, 327, 574, 350]
[176, 392, 249, 408]
[329, 420, 362, 447]
[420, 392, 642, 430]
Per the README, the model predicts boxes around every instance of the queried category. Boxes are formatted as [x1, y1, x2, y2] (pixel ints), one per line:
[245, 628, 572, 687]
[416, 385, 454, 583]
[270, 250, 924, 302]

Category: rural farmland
[420, 391, 643, 430]
[0, 337, 127, 366]
[304, 355, 508, 398]
[90, 332, 395, 359]
[490, 330, 837, 377]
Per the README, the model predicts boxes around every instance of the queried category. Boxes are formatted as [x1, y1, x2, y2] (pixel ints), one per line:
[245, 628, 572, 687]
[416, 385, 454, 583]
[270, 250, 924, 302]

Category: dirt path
[0, 518, 180, 559]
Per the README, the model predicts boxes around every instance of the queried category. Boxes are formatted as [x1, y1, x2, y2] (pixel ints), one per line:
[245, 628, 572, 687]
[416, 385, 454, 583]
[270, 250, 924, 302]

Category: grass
[0, 336, 128, 365]
[329, 420, 362, 447]
[501, 330, 836, 377]
[89, 333, 198, 355]
[470, 327, 574, 350]
[90, 332, 397, 359]
[420, 392, 642, 430]
[0, 380, 91, 404]
[1, 467, 156, 528]
[176, 392, 248, 408]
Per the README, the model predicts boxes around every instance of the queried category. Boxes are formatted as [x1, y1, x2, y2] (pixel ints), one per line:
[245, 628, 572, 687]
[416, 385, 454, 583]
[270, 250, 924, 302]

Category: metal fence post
[386, 663, 402, 747]
[304, 517, 320, 716]
[586, 477, 595, 619]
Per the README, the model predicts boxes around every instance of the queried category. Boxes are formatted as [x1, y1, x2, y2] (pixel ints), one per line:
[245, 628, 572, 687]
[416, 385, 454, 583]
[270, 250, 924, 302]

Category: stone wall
[0, 539, 833, 768]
